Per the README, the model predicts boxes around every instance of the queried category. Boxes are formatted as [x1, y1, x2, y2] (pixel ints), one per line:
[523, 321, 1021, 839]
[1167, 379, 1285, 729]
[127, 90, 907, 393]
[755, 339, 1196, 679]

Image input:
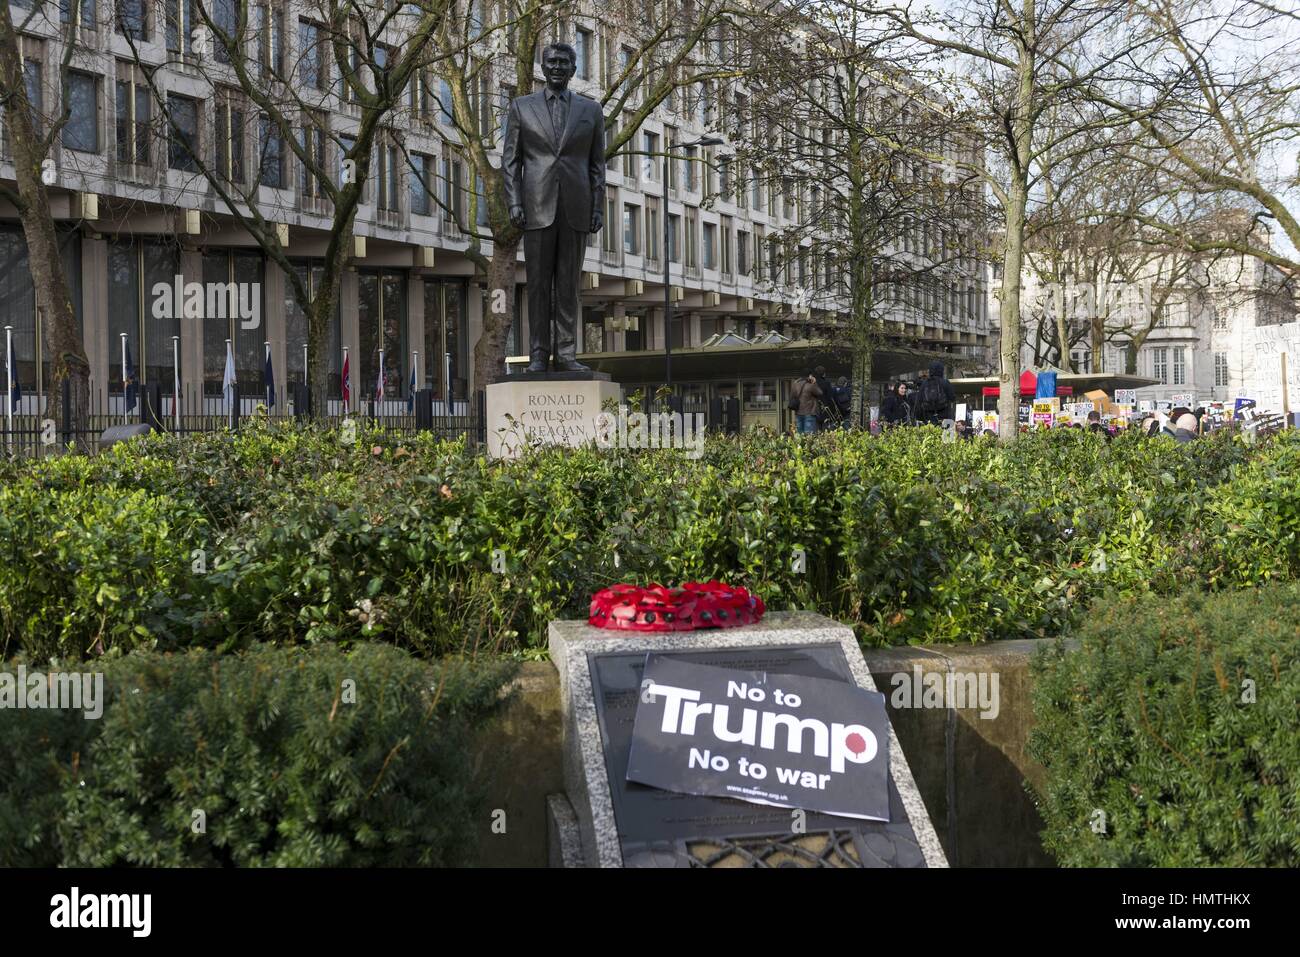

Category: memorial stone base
[546, 611, 949, 868]
[485, 374, 620, 459]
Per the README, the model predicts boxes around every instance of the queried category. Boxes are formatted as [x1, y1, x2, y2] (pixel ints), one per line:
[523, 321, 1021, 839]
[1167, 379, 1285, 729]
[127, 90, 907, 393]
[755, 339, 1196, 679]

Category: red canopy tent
[981, 371, 1040, 399]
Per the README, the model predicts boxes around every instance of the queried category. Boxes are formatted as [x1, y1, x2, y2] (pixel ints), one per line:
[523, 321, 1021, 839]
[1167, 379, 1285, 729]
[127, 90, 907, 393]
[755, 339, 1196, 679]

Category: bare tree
[731, 1, 987, 424]
[119, 0, 456, 418]
[0, 0, 91, 444]
[1102, 0, 1300, 279]
[880, 0, 1164, 439]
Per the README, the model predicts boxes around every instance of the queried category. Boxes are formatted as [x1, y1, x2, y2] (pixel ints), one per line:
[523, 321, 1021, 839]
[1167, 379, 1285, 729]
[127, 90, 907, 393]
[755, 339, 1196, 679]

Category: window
[616, 46, 633, 98]
[1214, 351, 1229, 387]
[737, 230, 751, 276]
[202, 251, 264, 397]
[115, 74, 150, 165]
[644, 131, 659, 182]
[299, 20, 326, 90]
[257, 3, 285, 77]
[116, 0, 148, 39]
[1152, 347, 1168, 384]
[684, 146, 696, 191]
[496, 85, 513, 146]
[667, 213, 680, 263]
[702, 221, 716, 269]
[1212, 309, 1228, 332]
[108, 238, 179, 398]
[61, 0, 96, 26]
[783, 176, 796, 219]
[215, 91, 247, 183]
[166, 0, 196, 54]
[258, 115, 286, 188]
[298, 114, 326, 197]
[623, 204, 640, 255]
[358, 270, 406, 402]
[646, 199, 660, 261]
[166, 94, 199, 171]
[751, 176, 763, 211]
[339, 45, 361, 105]
[665, 126, 678, 188]
[438, 78, 454, 126]
[212, 0, 238, 64]
[63, 72, 99, 153]
[1172, 345, 1186, 386]
[684, 207, 698, 269]
[409, 152, 432, 215]
[575, 28, 592, 79]
[473, 174, 488, 226]
[337, 134, 356, 189]
[720, 218, 732, 275]
[376, 138, 400, 211]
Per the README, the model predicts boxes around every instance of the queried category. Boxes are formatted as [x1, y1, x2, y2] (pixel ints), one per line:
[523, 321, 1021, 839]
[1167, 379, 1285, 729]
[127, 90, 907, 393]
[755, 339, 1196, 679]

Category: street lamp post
[662, 135, 724, 401]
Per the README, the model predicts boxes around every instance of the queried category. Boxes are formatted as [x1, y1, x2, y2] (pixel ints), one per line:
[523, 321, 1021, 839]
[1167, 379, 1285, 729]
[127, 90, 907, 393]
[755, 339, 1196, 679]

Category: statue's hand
[590, 209, 603, 234]
[510, 206, 526, 229]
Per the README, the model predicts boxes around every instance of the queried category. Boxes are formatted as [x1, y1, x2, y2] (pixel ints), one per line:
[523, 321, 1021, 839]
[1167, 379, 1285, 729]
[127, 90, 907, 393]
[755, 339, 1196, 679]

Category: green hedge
[2, 419, 1293, 659]
[0, 643, 517, 866]
[1029, 583, 1300, 866]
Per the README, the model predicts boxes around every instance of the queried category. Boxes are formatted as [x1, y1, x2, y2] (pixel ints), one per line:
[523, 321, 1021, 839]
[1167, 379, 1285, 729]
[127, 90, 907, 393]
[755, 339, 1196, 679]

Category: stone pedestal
[485, 375, 620, 459]
[546, 611, 949, 868]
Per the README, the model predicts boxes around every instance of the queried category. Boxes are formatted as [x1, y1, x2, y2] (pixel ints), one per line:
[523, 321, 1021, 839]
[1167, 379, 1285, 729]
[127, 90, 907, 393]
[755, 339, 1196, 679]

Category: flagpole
[342, 345, 349, 416]
[225, 338, 235, 430]
[120, 333, 128, 424]
[172, 335, 181, 431]
[4, 325, 13, 449]
[265, 340, 272, 409]
[413, 350, 419, 393]
[445, 351, 452, 414]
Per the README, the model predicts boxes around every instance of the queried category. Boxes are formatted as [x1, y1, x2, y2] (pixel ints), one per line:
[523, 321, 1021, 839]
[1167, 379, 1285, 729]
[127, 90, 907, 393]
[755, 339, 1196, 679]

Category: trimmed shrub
[0, 418, 1279, 658]
[1029, 583, 1300, 866]
[0, 643, 517, 866]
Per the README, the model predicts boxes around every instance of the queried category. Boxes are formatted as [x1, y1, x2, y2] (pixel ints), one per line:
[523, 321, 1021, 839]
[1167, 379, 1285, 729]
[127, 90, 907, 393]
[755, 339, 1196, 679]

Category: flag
[376, 352, 385, 404]
[264, 344, 276, 410]
[124, 338, 138, 413]
[222, 340, 237, 410]
[7, 334, 19, 413]
[341, 351, 351, 406]
[407, 361, 416, 413]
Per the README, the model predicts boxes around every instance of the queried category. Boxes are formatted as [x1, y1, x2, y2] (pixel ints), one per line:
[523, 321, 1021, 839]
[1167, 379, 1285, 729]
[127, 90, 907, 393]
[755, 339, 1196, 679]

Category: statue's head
[542, 43, 577, 91]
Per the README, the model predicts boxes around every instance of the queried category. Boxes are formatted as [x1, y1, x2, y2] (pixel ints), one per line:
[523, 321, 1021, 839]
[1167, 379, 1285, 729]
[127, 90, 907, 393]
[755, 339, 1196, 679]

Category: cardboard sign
[1031, 398, 1060, 415]
[1138, 400, 1155, 413]
[1171, 393, 1194, 408]
[1114, 389, 1137, 405]
[626, 654, 891, 822]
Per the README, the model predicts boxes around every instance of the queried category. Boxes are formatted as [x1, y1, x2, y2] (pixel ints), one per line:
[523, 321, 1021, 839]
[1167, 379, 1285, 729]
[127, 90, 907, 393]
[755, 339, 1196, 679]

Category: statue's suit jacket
[502, 89, 606, 232]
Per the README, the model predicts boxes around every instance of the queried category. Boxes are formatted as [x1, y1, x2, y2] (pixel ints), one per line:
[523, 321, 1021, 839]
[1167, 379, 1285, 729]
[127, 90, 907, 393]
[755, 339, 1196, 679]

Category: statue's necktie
[549, 93, 566, 144]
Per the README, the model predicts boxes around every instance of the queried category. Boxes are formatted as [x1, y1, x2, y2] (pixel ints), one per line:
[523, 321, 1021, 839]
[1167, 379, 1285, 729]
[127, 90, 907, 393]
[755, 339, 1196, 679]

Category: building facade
[0, 0, 991, 424]
[1008, 239, 1297, 409]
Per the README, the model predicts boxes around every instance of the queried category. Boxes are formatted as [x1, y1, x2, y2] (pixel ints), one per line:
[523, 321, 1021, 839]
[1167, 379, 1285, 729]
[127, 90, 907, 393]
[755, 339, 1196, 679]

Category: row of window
[0, 227, 469, 401]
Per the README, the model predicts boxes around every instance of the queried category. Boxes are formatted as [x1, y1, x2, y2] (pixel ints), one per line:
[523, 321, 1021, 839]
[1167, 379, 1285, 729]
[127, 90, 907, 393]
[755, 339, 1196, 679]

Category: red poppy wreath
[588, 580, 766, 631]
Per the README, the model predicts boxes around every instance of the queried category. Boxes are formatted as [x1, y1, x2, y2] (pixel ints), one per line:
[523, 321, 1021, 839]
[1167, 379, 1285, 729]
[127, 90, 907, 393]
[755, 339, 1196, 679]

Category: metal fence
[1, 379, 486, 459]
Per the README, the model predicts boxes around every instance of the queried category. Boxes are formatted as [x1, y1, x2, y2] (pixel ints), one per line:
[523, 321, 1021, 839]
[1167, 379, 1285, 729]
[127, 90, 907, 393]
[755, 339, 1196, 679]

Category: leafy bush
[1, 417, 1284, 658]
[0, 643, 517, 866]
[1029, 583, 1300, 866]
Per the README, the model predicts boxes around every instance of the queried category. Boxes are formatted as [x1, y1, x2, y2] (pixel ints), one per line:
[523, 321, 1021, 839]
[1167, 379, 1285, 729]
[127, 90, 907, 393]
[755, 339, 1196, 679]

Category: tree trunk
[473, 235, 520, 393]
[0, 10, 90, 450]
[998, 3, 1036, 443]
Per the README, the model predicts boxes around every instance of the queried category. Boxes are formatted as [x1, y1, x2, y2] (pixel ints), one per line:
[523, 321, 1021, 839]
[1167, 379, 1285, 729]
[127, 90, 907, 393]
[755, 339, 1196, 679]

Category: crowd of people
[790, 365, 1245, 443]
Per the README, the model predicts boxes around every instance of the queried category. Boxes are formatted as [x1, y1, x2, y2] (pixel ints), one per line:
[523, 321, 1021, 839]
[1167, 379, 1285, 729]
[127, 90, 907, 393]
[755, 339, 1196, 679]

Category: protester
[881, 382, 915, 426]
[1139, 416, 1161, 437]
[915, 360, 956, 425]
[791, 372, 823, 434]
[813, 365, 834, 430]
[832, 376, 852, 425]
[1086, 410, 1110, 439]
[1173, 412, 1199, 444]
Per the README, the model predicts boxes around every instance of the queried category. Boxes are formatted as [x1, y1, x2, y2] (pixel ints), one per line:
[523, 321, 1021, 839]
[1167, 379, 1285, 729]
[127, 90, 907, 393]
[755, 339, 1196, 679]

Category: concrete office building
[0, 0, 991, 427]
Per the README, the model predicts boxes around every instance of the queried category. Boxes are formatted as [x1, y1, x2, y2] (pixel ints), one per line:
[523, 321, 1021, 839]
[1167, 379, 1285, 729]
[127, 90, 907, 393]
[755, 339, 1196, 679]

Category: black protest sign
[626, 654, 890, 821]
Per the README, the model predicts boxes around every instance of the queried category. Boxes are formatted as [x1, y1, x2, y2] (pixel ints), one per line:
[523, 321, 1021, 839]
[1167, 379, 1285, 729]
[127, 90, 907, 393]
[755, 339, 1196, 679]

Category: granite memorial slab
[547, 611, 948, 868]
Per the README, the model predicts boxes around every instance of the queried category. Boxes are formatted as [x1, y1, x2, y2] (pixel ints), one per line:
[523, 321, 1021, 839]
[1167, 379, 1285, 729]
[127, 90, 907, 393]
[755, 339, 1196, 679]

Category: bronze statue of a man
[502, 43, 606, 374]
